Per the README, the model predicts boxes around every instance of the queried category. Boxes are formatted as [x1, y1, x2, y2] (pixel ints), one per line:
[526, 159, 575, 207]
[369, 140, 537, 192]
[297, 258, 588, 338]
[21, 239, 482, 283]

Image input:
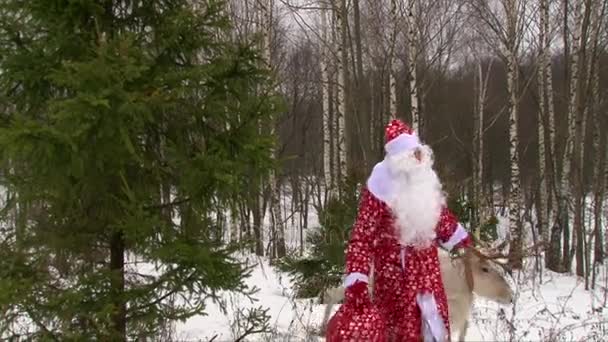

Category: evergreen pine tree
[278, 177, 360, 299]
[0, 0, 279, 339]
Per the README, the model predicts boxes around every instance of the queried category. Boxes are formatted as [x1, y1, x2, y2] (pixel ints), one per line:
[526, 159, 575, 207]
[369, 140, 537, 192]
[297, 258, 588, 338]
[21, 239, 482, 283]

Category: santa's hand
[344, 280, 371, 310]
[326, 278, 386, 341]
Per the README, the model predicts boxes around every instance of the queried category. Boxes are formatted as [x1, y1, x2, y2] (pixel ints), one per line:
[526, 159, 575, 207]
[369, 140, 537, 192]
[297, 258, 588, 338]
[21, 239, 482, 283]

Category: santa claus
[326, 119, 472, 342]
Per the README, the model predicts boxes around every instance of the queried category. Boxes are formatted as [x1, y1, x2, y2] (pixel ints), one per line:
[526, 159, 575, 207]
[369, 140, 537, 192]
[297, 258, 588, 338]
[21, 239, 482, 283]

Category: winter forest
[0, 0, 607, 341]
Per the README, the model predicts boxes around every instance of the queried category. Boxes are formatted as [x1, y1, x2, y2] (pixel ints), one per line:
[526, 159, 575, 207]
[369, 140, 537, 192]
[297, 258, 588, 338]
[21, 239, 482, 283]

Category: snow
[172, 252, 607, 341]
[173, 193, 608, 341]
[2, 183, 607, 341]
[465, 262, 608, 341]
[174, 256, 326, 341]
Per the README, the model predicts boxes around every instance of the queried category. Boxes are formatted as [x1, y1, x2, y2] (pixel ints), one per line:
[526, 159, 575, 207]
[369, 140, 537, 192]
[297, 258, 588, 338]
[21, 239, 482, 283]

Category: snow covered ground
[173, 195, 608, 342]
[173, 253, 608, 341]
[3, 184, 607, 341]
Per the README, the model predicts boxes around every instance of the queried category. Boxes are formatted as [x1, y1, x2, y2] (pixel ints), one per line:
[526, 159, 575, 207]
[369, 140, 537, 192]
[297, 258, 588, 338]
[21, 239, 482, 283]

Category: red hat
[384, 119, 420, 156]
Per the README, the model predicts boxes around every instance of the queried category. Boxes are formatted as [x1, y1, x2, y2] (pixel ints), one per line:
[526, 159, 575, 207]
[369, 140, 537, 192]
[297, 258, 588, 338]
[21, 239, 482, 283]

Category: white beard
[385, 145, 446, 248]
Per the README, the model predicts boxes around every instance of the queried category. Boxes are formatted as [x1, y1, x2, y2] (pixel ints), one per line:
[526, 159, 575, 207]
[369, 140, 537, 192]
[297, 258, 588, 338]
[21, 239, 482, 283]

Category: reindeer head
[465, 247, 514, 305]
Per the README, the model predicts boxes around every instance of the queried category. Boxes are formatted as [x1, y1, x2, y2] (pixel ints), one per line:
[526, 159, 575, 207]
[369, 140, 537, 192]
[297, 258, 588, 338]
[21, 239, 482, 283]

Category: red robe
[330, 187, 471, 341]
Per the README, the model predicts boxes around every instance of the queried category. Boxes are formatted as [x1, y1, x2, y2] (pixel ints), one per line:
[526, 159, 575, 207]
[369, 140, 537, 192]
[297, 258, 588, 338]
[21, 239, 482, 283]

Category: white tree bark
[543, 0, 562, 271]
[320, 6, 334, 201]
[560, 0, 582, 211]
[473, 61, 491, 236]
[504, 0, 523, 268]
[590, 0, 606, 275]
[261, 0, 286, 258]
[334, 0, 347, 190]
[543, 0, 557, 219]
[537, 0, 550, 246]
[406, 0, 420, 133]
[389, 0, 398, 118]
[330, 9, 339, 190]
[558, 0, 583, 271]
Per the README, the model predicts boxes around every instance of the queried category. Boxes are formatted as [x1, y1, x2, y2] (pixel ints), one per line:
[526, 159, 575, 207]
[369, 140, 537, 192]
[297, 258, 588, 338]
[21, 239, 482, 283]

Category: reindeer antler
[467, 245, 513, 277]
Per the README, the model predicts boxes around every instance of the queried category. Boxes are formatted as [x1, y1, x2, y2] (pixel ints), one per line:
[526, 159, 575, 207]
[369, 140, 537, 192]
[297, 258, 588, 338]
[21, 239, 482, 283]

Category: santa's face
[385, 145, 445, 248]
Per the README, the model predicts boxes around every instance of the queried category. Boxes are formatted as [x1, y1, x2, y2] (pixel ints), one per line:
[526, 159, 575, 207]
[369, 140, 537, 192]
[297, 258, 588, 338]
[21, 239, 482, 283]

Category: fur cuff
[344, 272, 369, 288]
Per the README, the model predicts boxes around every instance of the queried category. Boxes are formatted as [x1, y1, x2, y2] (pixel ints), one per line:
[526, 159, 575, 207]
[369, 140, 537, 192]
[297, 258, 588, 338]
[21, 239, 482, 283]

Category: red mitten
[326, 281, 386, 342]
[344, 281, 371, 309]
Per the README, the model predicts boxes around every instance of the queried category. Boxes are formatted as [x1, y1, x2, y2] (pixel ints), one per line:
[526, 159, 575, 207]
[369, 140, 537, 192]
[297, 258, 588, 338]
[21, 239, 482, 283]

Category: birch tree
[389, 0, 399, 117]
[505, 0, 523, 268]
[537, 0, 549, 253]
[577, 0, 605, 282]
[539, 0, 561, 271]
[320, 6, 335, 201]
[333, 0, 348, 191]
[564, 0, 583, 274]
[468, 0, 528, 268]
[405, 0, 421, 133]
[473, 60, 492, 235]
[261, 0, 287, 258]
[590, 1, 607, 281]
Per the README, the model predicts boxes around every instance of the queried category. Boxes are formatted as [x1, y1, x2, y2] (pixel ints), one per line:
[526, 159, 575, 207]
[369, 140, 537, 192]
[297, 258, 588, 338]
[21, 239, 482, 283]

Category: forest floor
[173, 207, 608, 341]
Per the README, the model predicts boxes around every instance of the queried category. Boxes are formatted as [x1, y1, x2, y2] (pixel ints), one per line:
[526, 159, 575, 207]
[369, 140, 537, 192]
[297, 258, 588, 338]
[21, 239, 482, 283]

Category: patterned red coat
[327, 187, 471, 342]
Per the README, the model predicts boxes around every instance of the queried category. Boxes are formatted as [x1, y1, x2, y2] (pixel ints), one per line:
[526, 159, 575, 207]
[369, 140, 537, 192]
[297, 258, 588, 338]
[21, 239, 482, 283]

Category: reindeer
[320, 247, 514, 342]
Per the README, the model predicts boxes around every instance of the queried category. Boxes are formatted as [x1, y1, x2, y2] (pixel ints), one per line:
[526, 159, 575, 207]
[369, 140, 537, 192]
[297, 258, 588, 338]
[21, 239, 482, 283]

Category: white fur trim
[416, 293, 447, 342]
[344, 272, 368, 288]
[366, 161, 394, 203]
[440, 223, 469, 251]
[385, 133, 421, 156]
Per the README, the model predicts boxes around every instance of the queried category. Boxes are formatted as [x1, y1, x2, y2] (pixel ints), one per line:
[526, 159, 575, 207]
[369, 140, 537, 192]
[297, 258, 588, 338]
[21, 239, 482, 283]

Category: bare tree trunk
[575, 0, 597, 281]
[320, 6, 335, 201]
[406, 0, 420, 133]
[505, 0, 523, 270]
[230, 204, 239, 243]
[110, 230, 126, 341]
[568, 0, 584, 276]
[352, 0, 369, 169]
[587, 0, 606, 286]
[473, 61, 490, 236]
[472, 63, 482, 235]
[542, 0, 562, 272]
[334, 0, 347, 191]
[370, 72, 377, 149]
[389, 0, 398, 118]
[537, 0, 549, 251]
[261, 0, 286, 258]
[556, 0, 579, 273]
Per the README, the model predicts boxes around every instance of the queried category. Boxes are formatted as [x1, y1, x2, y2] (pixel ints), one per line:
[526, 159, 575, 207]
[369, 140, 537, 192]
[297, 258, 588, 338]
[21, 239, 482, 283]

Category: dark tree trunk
[252, 193, 264, 256]
[110, 230, 126, 341]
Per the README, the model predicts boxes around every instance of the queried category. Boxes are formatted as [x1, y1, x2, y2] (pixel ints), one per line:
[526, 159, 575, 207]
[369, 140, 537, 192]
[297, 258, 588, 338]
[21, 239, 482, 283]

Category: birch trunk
[576, 0, 598, 280]
[591, 2, 606, 276]
[555, 0, 580, 272]
[329, 9, 339, 190]
[406, 0, 420, 133]
[320, 7, 334, 201]
[338, 0, 347, 182]
[567, 0, 584, 275]
[335, 0, 347, 191]
[544, 0, 562, 271]
[250, 0, 265, 256]
[473, 61, 490, 236]
[389, 0, 398, 117]
[505, 0, 523, 269]
[262, 0, 286, 258]
[537, 0, 549, 250]
[472, 63, 482, 235]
